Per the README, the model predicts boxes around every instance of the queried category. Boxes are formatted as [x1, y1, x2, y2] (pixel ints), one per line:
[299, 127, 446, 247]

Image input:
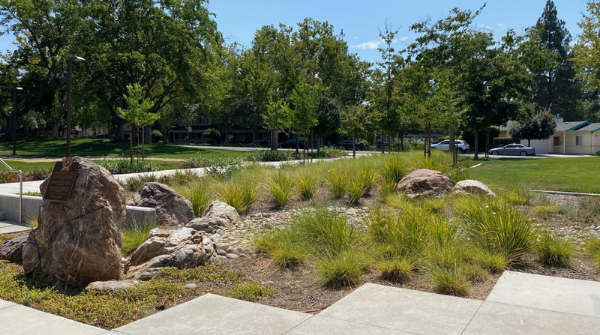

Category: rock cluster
[22, 157, 126, 285]
[130, 182, 194, 226]
[395, 169, 453, 198]
[126, 227, 217, 280]
[187, 201, 241, 233]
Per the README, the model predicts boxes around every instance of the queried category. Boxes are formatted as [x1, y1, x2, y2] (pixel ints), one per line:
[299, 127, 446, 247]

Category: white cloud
[399, 36, 408, 41]
[497, 23, 506, 28]
[352, 40, 383, 50]
[355, 36, 360, 39]
[479, 24, 492, 31]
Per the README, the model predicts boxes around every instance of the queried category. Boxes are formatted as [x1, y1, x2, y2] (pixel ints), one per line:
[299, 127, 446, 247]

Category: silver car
[431, 140, 470, 153]
[489, 144, 536, 156]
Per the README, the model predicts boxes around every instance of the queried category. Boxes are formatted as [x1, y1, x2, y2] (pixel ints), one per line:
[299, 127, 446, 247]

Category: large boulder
[126, 227, 216, 280]
[0, 235, 27, 264]
[186, 201, 240, 233]
[453, 180, 496, 197]
[130, 182, 194, 226]
[395, 169, 453, 199]
[22, 157, 126, 285]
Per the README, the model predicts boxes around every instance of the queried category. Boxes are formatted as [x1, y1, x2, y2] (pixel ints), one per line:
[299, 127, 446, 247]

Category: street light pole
[11, 87, 23, 158]
[66, 56, 85, 158]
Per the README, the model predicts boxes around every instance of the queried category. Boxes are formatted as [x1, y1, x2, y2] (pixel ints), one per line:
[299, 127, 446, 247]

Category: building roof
[556, 121, 590, 132]
[576, 123, 600, 132]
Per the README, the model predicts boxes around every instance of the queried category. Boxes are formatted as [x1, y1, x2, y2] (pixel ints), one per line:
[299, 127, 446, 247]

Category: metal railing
[0, 158, 22, 223]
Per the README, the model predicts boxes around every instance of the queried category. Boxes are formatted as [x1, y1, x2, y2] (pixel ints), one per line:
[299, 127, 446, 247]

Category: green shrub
[268, 171, 294, 207]
[427, 264, 468, 296]
[463, 264, 488, 283]
[98, 158, 158, 174]
[297, 174, 316, 200]
[537, 235, 574, 268]
[246, 150, 292, 162]
[366, 207, 430, 258]
[319, 251, 368, 288]
[183, 155, 242, 180]
[227, 283, 276, 302]
[312, 146, 347, 158]
[356, 168, 377, 193]
[221, 181, 257, 212]
[466, 248, 508, 274]
[253, 228, 309, 268]
[125, 174, 159, 192]
[459, 198, 537, 262]
[378, 258, 413, 282]
[326, 169, 348, 199]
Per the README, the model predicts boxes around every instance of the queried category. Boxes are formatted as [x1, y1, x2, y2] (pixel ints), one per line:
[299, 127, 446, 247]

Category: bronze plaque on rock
[44, 158, 80, 202]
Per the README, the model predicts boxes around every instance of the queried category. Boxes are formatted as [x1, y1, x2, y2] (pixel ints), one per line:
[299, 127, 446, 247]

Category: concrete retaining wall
[0, 193, 156, 227]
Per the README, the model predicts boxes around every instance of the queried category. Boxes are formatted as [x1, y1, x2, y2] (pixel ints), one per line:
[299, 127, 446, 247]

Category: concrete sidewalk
[2, 271, 600, 334]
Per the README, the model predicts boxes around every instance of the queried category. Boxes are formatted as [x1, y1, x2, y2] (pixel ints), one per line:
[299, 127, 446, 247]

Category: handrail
[0, 158, 22, 223]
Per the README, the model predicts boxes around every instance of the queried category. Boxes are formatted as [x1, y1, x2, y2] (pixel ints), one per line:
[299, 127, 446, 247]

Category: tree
[289, 76, 321, 161]
[573, 1, 600, 94]
[340, 103, 380, 158]
[262, 99, 290, 151]
[524, 0, 583, 120]
[116, 84, 155, 163]
[510, 107, 557, 146]
[0, 0, 85, 141]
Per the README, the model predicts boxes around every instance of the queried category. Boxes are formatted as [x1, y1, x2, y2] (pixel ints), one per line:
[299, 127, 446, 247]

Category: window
[576, 135, 583, 146]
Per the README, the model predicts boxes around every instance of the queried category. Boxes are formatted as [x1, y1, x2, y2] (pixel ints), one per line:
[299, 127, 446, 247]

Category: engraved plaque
[44, 159, 80, 202]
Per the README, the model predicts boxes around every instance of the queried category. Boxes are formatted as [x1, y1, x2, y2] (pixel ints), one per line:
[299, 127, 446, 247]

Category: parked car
[431, 140, 470, 153]
[489, 144, 536, 156]
[278, 139, 304, 149]
[335, 140, 364, 150]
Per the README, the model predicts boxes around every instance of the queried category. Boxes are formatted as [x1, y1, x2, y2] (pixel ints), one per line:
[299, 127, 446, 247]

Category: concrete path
[0, 221, 29, 234]
[2, 271, 600, 334]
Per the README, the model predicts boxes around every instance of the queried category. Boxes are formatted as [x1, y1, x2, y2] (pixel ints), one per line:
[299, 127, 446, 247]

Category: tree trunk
[474, 129, 480, 161]
[224, 128, 229, 144]
[310, 127, 314, 163]
[352, 132, 356, 158]
[528, 138, 531, 146]
[52, 121, 59, 137]
[485, 129, 490, 160]
[270, 129, 277, 151]
[303, 130, 307, 163]
[142, 126, 145, 161]
[381, 131, 385, 154]
[115, 118, 126, 141]
[449, 127, 456, 165]
[129, 125, 133, 164]
[400, 129, 404, 151]
[145, 125, 152, 144]
[388, 135, 391, 153]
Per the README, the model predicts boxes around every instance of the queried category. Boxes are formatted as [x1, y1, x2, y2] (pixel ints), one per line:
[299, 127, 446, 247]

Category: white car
[431, 140, 470, 153]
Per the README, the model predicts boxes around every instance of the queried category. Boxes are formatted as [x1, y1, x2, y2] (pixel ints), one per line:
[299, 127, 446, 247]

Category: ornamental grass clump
[122, 219, 156, 255]
[366, 207, 430, 258]
[268, 171, 294, 207]
[459, 198, 537, 263]
[318, 250, 369, 288]
[187, 182, 214, 216]
[347, 179, 367, 205]
[536, 235, 575, 268]
[378, 258, 413, 283]
[296, 174, 317, 200]
[327, 169, 348, 199]
[221, 181, 257, 213]
[426, 264, 469, 296]
[586, 238, 600, 266]
[296, 209, 357, 255]
[575, 196, 600, 222]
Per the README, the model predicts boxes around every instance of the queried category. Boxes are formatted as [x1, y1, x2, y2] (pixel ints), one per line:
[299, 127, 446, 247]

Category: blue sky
[0, 0, 589, 64]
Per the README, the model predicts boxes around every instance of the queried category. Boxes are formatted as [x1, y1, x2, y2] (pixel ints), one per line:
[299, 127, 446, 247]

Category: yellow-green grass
[468, 158, 600, 194]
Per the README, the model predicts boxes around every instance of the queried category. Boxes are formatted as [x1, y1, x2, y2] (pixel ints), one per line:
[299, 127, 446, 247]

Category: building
[500, 116, 600, 155]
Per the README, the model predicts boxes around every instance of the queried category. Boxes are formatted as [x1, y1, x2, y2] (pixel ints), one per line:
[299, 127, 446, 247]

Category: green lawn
[0, 137, 245, 159]
[468, 157, 600, 193]
[1, 159, 182, 173]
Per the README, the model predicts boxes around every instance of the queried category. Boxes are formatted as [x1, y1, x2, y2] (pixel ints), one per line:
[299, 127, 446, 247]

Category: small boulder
[85, 280, 139, 293]
[453, 180, 496, 197]
[126, 227, 217, 280]
[130, 182, 195, 226]
[186, 201, 240, 233]
[395, 169, 453, 199]
[0, 235, 27, 264]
